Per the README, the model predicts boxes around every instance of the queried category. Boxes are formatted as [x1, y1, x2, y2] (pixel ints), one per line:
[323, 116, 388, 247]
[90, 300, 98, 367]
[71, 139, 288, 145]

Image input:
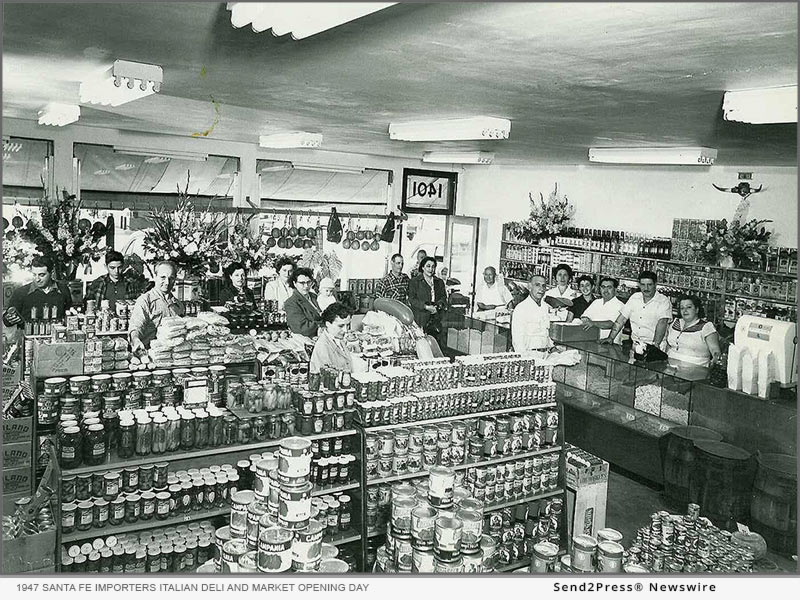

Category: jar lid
[63, 426, 81, 434]
[87, 424, 105, 432]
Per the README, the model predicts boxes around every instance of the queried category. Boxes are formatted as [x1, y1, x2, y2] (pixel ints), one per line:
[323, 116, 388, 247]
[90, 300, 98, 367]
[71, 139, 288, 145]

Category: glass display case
[441, 313, 512, 355]
[555, 340, 797, 483]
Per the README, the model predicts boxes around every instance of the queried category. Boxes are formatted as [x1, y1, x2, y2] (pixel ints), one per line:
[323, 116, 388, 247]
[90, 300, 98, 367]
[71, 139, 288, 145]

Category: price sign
[33, 341, 85, 377]
[183, 378, 209, 406]
[401, 168, 457, 215]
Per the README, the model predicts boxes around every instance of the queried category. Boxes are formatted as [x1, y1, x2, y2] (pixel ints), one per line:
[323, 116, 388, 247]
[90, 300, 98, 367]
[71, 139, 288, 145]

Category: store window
[257, 160, 393, 281]
[74, 143, 239, 283]
[2, 136, 53, 215]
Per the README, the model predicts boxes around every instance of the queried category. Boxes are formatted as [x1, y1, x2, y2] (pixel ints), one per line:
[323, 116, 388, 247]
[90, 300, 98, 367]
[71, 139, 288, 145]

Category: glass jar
[83, 424, 107, 467]
[118, 419, 136, 459]
[237, 420, 252, 445]
[194, 411, 210, 449]
[180, 414, 196, 450]
[152, 416, 168, 454]
[263, 383, 278, 412]
[209, 413, 224, 447]
[245, 383, 263, 413]
[135, 418, 153, 456]
[252, 417, 267, 442]
[223, 416, 238, 445]
[60, 426, 82, 469]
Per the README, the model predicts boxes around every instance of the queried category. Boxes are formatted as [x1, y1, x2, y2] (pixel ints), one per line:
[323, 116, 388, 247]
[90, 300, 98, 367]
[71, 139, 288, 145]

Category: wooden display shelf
[363, 403, 557, 433]
[725, 291, 795, 305]
[483, 488, 563, 513]
[62, 429, 358, 476]
[497, 559, 530, 572]
[61, 506, 228, 543]
[367, 446, 561, 486]
[312, 481, 359, 497]
[328, 528, 361, 546]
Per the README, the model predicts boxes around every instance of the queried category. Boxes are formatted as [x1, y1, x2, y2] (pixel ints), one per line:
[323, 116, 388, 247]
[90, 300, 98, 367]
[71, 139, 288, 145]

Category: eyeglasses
[295, 279, 312, 286]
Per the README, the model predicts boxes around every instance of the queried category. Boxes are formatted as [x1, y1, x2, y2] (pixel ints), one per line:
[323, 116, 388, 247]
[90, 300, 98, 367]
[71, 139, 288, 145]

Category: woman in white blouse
[665, 295, 722, 367]
[263, 257, 295, 310]
[544, 263, 580, 322]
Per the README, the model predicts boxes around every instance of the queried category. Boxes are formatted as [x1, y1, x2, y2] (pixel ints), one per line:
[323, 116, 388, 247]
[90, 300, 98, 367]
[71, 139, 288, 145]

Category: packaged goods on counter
[369, 467, 564, 573]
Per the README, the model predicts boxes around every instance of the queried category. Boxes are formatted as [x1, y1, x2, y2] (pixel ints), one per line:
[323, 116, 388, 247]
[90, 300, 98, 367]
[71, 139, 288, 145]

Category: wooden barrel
[690, 441, 755, 530]
[750, 453, 797, 555]
[661, 426, 723, 507]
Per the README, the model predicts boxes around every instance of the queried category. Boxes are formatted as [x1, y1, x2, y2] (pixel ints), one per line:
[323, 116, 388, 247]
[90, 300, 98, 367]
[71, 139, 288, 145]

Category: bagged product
[727, 345, 743, 391]
[740, 347, 758, 395]
[197, 311, 230, 326]
[757, 349, 777, 399]
[183, 317, 209, 330]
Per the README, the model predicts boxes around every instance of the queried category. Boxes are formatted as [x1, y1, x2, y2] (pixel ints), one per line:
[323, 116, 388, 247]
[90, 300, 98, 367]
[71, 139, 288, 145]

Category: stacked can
[61, 520, 216, 573]
[485, 497, 563, 569]
[468, 407, 559, 463]
[625, 505, 756, 573]
[463, 451, 559, 507]
[293, 387, 357, 435]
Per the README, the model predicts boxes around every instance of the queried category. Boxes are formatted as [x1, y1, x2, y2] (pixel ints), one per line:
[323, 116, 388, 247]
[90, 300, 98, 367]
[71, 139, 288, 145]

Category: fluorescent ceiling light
[291, 162, 365, 175]
[38, 103, 80, 127]
[80, 60, 163, 107]
[423, 151, 495, 165]
[94, 169, 111, 176]
[113, 146, 208, 162]
[723, 85, 797, 124]
[389, 116, 511, 141]
[259, 132, 323, 149]
[588, 147, 717, 166]
[227, 2, 396, 39]
[115, 163, 136, 171]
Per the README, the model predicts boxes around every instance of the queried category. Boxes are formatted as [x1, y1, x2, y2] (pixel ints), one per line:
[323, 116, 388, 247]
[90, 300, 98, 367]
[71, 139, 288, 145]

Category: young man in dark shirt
[3, 255, 72, 328]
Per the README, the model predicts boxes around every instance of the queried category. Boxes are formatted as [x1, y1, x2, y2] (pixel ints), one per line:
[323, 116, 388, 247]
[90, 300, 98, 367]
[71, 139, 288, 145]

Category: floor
[604, 467, 798, 573]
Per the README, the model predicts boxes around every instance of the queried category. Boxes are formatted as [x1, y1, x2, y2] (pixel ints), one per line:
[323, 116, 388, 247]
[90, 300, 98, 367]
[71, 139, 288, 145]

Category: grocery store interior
[1, 2, 797, 576]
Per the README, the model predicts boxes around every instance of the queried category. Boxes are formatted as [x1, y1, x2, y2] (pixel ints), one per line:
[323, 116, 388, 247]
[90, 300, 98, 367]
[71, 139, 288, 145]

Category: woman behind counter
[408, 256, 447, 336]
[545, 263, 580, 322]
[665, 294, 721, 367]
[219, 262, 256, 306]
[567, 275, 596, 321]
[263, 257, 295, 310]
[310, 302, 354, 374]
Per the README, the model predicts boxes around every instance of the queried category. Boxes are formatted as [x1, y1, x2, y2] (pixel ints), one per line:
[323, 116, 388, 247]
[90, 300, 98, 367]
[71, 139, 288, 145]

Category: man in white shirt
[601, 270, 672, 348]
[581, 276, 625, 343]
[511, 274, 551, 352]
[475, 266, 512, 311]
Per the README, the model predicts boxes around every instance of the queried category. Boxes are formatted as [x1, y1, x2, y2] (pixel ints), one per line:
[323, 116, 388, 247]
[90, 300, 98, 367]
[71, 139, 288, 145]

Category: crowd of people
[3, 249, 721, 378]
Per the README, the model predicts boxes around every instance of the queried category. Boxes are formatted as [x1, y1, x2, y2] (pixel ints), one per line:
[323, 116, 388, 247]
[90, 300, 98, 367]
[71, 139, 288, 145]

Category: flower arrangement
[300, 249, 343, 283]
[142, 174, 227, 277]
[509, 183, 575, 243]
[691, 218, 773, 269]
[1, 229, 41, 283]
[7, 190, 106, 280]
[218, 212, 270, 274]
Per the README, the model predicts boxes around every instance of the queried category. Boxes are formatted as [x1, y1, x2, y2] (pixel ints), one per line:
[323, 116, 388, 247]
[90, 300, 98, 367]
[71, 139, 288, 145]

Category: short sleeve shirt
[620, 291, 673, 345]
[666, 318, 717, 366]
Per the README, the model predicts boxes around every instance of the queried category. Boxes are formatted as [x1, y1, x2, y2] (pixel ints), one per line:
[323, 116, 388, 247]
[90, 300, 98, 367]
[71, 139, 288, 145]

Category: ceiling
[2, 2, 797, 166]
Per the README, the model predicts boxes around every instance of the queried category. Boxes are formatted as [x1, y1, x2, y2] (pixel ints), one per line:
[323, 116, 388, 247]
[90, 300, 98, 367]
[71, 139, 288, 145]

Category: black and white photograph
[0, 0, 797, 592]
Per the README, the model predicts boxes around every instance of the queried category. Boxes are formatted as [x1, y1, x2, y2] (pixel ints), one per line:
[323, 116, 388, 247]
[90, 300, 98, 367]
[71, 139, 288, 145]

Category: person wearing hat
[317, 277, 338, 312]
[544, 263, 580, 322]
[85, 250, 144, 312]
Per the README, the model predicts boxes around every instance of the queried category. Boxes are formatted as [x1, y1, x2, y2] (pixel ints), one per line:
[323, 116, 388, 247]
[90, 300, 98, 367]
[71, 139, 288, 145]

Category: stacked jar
[486, 497, 563, 569]
[293, 388, 358, 435]
[60, 462, 238, 537]
[61, 520, 216, 573]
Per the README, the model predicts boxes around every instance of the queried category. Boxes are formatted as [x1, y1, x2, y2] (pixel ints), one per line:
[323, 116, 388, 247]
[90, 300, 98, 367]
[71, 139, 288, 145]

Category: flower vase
[719, 256, 735, 269]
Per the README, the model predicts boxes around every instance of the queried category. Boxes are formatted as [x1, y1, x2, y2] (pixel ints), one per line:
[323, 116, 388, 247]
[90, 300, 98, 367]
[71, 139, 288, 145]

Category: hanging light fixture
[723, 85, 797, 124]
[389, 116, 511, 141]
[422, 151, 495, 165]
[588, 147, 718, 166]
[80, 60, 163, 107]
[227, 2, 396, 39]
[38, 103, 80, 126]
[259, 132, 323, 148]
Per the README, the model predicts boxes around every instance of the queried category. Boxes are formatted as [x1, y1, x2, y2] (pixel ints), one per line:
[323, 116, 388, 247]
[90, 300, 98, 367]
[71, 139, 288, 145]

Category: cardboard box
[550, 322, 600, 342]
[2, 416, 33, 445]
[564, 447, 609, 540]
[1, 530, 57, 573]
[3, 441, 33, 469]
[3, 466, 33, 497]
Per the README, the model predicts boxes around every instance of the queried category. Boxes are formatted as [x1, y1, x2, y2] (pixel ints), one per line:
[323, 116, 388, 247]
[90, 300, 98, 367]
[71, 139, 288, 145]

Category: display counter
[441, 311, 512, 355]
[555, 340, 797, 483]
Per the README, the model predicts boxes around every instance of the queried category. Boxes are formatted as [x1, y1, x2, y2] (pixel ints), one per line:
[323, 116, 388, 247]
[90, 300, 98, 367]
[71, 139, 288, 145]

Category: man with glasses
[580, 277, 625, 343]
[284, 267, 322, 337]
